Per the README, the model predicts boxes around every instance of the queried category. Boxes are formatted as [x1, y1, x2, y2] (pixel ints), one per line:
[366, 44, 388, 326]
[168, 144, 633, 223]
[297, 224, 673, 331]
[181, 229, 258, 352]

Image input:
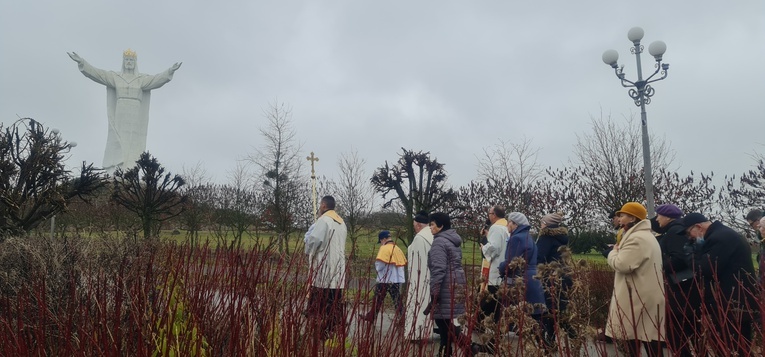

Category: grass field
[160, 229, 610, 266]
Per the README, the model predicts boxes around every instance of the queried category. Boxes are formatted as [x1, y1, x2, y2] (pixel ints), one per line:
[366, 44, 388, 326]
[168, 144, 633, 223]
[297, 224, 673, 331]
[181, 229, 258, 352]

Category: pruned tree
[371, 148, 456, 244]
[0, 118, 106, 239]
[249, 101, 306, 253]
[335, 149, 374, 258]
[112, 152, 186, 240]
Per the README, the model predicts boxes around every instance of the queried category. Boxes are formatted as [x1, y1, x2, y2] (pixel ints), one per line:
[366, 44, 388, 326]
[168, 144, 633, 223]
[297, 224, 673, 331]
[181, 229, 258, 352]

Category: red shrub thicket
[0, 238, 762, 356]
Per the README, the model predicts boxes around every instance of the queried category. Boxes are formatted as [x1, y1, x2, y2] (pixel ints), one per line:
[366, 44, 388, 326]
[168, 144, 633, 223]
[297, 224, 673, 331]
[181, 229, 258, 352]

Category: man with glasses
[474, 205, 509, 354]
[680, 213, 756, 355]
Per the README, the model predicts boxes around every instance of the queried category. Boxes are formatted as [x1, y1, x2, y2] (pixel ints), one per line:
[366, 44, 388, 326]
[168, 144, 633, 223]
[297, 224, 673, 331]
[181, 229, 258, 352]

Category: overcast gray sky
[2, 1, 764, 189]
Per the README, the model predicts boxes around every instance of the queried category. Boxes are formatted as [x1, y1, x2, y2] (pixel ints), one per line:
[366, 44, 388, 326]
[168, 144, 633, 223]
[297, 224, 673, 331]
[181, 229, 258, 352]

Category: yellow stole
[322, 210, 344, 224]
[376, 242, 407, 266]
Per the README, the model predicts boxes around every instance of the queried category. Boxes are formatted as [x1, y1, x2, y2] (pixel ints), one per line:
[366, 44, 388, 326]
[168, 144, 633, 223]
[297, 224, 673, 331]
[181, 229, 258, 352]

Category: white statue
[68, 49, 181, 172]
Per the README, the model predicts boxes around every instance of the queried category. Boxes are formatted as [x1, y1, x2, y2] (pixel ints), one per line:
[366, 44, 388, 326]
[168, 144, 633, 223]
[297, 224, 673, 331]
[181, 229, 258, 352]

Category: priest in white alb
[404, 211, 435, 341]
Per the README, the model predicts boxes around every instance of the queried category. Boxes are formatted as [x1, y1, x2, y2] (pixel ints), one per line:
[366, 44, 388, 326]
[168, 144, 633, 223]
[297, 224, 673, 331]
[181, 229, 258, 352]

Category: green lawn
[160, 229, 612, 267]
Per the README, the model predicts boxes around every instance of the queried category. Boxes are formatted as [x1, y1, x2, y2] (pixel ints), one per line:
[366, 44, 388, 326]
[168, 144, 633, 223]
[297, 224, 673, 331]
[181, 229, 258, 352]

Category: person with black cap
[403, 211, 434, 342]
[680, 212, 757, 355]
[359, 230, 407, 322]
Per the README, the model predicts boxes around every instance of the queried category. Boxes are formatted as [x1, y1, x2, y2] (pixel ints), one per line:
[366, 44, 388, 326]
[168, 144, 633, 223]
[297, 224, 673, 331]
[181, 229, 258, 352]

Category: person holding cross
[304, 196, 348, 345]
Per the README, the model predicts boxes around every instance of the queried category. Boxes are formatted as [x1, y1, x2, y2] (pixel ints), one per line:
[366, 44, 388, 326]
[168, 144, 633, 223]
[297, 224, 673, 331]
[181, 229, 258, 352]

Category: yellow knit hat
[616, 202, 647, 220]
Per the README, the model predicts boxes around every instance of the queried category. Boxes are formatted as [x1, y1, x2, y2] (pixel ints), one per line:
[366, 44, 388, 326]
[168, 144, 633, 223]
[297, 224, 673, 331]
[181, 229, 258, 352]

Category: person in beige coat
[606, 202, 665, 357]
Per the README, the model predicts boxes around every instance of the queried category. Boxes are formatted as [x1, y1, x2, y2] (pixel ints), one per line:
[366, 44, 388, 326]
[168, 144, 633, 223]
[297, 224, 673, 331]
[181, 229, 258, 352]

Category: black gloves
[422, 294, 437, 316]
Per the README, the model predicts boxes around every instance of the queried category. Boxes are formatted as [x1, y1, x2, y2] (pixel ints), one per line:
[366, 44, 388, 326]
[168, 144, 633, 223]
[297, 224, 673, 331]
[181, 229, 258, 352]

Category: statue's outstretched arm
[67, 52, 84, 64]
[169, 62, 182, 74]
[69, 52, 112, 86]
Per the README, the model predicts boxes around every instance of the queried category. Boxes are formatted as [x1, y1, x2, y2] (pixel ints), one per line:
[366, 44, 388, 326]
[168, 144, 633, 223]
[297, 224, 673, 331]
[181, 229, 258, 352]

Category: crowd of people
[303, 195, 760, 356]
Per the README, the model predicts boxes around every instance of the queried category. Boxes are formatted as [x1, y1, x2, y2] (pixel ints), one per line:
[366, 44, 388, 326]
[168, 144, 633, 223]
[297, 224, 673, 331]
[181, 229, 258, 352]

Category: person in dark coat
[536, 211, 574, 347]
[681, 213, 757, 356]
[653, 204, 698, 357]
[424, 212, 467, 357]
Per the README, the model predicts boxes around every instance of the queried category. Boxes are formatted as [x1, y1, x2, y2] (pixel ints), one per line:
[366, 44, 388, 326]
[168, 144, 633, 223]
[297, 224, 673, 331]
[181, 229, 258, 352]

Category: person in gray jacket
[423, 212, 467, 357]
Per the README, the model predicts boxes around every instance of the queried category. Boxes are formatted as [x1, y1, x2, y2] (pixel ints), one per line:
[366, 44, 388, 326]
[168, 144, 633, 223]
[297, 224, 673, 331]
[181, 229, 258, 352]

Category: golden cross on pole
[307, 152, 319, 179]
[306, 152, 319, 221]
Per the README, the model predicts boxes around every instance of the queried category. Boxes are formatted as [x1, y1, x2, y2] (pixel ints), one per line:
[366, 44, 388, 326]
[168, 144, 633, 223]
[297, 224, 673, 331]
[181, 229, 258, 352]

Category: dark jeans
[624, 340, 663, 357]
[665, 281, 701, 357]
[704, 304, 753, 357]
[307, 287, 344, 340]
[363, 283, 403, 319]
[542, 275, 574, 344]
[435, 318, 460, 356]
[479, 285, 501, 325]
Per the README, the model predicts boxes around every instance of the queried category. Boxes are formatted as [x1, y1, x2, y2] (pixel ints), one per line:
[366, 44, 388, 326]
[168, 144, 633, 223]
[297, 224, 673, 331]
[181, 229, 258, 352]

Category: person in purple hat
[653, 204, 697, 357]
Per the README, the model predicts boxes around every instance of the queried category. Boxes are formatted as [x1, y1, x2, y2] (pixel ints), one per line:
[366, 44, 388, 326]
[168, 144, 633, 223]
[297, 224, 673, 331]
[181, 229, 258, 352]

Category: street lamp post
[602, 26, 670, 218]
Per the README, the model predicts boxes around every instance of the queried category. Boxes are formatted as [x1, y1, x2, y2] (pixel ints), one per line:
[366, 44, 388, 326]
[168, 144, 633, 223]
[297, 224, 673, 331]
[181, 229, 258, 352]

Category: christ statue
[68, 49, 181, 173]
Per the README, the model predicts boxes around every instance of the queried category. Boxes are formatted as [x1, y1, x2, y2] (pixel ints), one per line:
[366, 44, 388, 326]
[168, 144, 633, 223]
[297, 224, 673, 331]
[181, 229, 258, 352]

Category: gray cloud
[1, 0, 763, 189]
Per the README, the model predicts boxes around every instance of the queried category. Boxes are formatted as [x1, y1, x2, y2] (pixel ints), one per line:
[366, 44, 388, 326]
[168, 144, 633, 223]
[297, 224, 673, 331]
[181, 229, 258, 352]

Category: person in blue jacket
[497, 212, 547, 346]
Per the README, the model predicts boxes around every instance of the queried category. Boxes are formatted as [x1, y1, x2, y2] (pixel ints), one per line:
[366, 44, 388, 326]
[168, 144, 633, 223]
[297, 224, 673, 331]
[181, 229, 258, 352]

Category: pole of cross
[306, 152, 319, 221]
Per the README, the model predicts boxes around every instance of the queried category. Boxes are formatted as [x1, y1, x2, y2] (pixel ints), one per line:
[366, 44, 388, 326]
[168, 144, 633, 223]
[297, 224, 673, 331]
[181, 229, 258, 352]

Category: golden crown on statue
[123, 48, 137, 58]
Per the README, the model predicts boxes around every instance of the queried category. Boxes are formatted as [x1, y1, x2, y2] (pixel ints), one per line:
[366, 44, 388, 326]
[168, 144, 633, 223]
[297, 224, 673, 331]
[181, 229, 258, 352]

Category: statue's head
[122, 49, 137, 71]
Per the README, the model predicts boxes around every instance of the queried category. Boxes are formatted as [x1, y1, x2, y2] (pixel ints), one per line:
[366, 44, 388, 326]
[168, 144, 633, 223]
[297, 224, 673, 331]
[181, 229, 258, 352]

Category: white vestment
[404, 226, 434, 340]
[77, 61, 175, 171]
[304, 212, 347, 289]
[481, 220, 509, 286]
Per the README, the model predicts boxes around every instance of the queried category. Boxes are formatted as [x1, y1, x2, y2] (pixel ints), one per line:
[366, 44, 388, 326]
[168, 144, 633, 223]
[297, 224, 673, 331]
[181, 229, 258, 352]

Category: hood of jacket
[512, 224, 531, 236]
[435, 228, 462, 248]
[539, 226, 569, 244]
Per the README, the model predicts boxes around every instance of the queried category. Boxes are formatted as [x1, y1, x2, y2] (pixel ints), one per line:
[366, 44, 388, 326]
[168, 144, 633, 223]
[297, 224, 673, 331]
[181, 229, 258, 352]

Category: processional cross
[306, 152, 319, 220]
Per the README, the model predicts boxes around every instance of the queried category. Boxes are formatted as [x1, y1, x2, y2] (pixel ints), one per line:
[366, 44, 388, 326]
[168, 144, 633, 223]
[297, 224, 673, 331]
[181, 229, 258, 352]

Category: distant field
[159, 229, 611, 266]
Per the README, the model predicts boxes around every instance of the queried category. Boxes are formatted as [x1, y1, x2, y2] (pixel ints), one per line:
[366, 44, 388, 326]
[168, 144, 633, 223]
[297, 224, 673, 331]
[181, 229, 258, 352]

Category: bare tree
[451, 180, 489, 242]
[336, 148, 374, 258]
[474, 137, 545, 225]
[477, 136, 544, 189]
[208, 161, 261, 249]
[719, 159, 765, 239]
[0, 118, 106, 239]
[248, 102, 306, 253]
[180, 162, 212, 245]
[572, 111, 673, 214]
